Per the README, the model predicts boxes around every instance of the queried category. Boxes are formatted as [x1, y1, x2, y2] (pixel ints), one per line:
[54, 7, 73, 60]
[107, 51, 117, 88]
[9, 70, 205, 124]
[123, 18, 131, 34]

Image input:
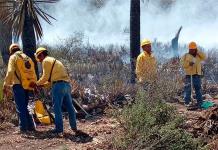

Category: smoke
[41, 0, 218, 49]
[41, 0, 129, 46]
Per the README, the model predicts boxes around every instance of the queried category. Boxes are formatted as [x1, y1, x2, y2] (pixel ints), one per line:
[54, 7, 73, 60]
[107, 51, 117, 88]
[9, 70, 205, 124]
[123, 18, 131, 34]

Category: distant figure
[171, 26, 182, 57]
[181, 42, 206, 108]
[136, 39, 157, 84]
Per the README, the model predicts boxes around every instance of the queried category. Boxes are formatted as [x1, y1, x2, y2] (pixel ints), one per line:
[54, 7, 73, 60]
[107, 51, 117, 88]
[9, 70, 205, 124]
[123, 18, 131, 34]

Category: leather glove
[29, 82, 37, 88]
[189, 62, 195, 66]
[3, 84, 9, 97]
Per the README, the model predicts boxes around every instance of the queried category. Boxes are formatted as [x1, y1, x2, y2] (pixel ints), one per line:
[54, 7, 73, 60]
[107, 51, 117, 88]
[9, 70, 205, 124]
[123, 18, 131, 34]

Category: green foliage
[0, 0, 58, 39]
[112, 89, 205, 150]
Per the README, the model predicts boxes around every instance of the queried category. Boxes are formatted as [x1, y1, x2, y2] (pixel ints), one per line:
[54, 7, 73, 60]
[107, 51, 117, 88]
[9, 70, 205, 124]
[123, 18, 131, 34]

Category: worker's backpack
[15, 52, 37, 90]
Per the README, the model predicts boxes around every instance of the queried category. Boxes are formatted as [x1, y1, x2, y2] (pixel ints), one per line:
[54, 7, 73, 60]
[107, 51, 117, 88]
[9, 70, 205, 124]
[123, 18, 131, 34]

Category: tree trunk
[22, 5, 39, 78]
[130, 0, 140, 84]
[171, 26, 182, 58]
[0, 22, 11, 65]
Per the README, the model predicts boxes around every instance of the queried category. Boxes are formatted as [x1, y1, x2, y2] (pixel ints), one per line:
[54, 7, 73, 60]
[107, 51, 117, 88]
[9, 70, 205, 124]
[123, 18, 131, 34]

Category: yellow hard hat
[9, 43, 20, 54]
[141, 39, 151, 47]
[35, 47, 47, 58]
[189, 42, 197, 49]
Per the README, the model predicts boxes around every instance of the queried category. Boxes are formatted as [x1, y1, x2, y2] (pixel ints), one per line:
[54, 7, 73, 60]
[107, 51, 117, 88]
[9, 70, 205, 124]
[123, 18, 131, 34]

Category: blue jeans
[52, 82, 77, 132]
[184, 75, 203, 106]
[12, 84, 35, 131]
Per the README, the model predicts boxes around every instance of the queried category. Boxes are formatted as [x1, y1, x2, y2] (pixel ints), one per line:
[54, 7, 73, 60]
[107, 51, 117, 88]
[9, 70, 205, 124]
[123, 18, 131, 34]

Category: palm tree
[0, 22, 11, 64]
[171, 26, 182, 58]
[0, 3, 12, 65]
[0, 0, 58, 76]
[130, 0, 140, 83]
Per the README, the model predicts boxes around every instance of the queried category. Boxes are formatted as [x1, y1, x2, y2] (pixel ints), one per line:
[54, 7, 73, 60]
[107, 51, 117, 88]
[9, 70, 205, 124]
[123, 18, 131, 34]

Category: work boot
[27, 127, 36, 132]
[71, 127, 78, 132]
[48, 129, 63, 136]
[187, 103, 200, 111]
[13, 130, 27, 134]
[185, 103, 191, 107]
[71, 128, 84, 134]
[73, 129, 88, 137]
[50, 129, 62, 133]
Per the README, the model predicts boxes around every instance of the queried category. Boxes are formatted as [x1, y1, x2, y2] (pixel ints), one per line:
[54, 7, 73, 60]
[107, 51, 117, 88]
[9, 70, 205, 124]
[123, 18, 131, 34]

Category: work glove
[29, 82, 37, 88]
[3, 84, 9, 98]
[138, 78, 143, 83]
[189, 58, 196, 66]
[189, 62, 195, 66]
[29, 82, 40, 95]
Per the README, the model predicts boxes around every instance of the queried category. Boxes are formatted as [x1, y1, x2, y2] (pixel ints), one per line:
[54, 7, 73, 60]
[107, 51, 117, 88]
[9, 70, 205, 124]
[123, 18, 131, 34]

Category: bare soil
[0, 115, 119, 150]
[1, 97, 218, 150]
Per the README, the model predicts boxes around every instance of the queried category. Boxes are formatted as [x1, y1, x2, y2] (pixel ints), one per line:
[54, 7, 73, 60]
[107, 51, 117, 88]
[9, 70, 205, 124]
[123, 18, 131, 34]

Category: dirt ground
[172, 99, 218, 120]
[0, 115, 119, 150]
[171, 99, 218, 149]
[1, 99, 218, 150]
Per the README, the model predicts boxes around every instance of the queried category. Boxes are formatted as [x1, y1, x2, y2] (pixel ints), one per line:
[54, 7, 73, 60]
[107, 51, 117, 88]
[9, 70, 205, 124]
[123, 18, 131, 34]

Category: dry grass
[0, 98, 17, 130]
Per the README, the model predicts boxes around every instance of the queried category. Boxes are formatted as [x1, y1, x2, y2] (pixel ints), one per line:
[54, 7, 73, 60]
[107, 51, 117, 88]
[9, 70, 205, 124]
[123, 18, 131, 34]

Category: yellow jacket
[181, 50, 206, 75]
[4, 51, 23, 86]
[37, 56, 70, 86]
[136, 51, 157, 83]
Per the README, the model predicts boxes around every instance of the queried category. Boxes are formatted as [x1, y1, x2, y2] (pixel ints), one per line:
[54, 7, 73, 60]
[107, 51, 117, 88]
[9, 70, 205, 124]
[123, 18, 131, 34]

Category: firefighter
[31, 47, 77, 134]
[181, 42, 206, 108]
[3, 44, 36, 133]
[136, 39, 157, 84]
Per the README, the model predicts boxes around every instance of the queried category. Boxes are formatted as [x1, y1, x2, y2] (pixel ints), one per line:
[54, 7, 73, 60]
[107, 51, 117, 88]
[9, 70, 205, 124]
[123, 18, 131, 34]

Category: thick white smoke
[41, 0, 218, 49]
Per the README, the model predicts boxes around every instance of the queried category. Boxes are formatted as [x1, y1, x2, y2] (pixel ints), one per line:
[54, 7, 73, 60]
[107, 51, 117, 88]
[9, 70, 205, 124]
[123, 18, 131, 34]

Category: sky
[40, 0, 218, 49]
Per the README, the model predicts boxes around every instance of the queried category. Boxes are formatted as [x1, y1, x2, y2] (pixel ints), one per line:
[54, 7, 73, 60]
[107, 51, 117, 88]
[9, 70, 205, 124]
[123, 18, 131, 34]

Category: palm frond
[0, 0, 59, 40]
[34, 0, 58, 3]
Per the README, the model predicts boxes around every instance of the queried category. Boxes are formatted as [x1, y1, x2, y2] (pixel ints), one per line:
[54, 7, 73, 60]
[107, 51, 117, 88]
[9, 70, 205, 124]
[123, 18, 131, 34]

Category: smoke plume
[41, 0, 218, 49]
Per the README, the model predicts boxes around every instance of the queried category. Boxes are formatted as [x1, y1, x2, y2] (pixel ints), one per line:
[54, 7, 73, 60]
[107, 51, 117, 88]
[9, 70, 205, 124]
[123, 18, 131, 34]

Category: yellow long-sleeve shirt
[181, 50, 206, 75]
[4, 51, 22, 86]
[136, 51, 157, 83]
[36, 56, 70, 86]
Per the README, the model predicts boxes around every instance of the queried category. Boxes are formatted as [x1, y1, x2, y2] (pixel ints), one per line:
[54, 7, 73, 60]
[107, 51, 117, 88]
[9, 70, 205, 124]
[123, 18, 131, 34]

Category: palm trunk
[171, 26, 182, 58]
[130, 0, 140, 84]
[22, 4, 39, 78]
[0, 22, 11, 65]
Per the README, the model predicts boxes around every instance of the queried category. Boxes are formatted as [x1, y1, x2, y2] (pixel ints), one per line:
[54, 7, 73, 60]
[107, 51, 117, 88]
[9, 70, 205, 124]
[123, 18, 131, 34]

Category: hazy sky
[41, 0, 218, 49]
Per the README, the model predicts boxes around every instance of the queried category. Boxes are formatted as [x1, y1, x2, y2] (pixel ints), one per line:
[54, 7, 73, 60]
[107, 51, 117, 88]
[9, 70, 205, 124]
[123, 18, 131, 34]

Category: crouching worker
[136, 39, 157, 89]
[3, 44, 37, 133]
[31, 47, 77, 134]
[181, 42, 206, 108]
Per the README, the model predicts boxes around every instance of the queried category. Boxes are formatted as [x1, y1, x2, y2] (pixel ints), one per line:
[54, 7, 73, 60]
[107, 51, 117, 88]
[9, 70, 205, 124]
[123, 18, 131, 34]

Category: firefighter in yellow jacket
[181, 42, 206, 108]
[3, 44, 36, 133]
[136, 39, 157, 84]
[32, 47, 77, 134]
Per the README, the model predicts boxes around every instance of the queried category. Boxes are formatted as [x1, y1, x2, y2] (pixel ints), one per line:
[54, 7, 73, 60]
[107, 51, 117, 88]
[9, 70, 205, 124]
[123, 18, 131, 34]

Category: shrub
[112, 89, 205, 150]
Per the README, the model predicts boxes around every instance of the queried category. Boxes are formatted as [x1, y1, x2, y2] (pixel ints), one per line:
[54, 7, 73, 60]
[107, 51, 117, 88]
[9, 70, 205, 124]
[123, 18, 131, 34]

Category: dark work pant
[184, 75, 203, 106]
[52, 82, 77, 132]
[12, 84, 35, 131]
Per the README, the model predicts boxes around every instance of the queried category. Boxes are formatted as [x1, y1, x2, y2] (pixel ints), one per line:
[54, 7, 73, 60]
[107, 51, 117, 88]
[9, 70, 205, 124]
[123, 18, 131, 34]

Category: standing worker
[3, 44, 36, 133]
[181, 42, 206, 108]
[136, 39, 157, 85]
[32, 47, 77, 134]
